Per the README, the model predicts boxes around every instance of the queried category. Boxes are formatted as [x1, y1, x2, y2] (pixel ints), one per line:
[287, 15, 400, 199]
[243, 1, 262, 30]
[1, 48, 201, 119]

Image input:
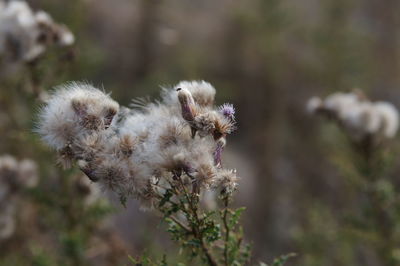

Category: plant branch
[169, 215, 191, 233]
[176, 175, 219, 266]
[222, 196, 230, 266]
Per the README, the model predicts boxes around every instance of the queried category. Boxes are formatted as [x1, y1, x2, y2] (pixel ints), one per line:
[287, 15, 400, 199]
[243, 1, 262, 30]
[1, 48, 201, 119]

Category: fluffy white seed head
[37, 80, 238, 207]
[176, 80, 216, 107]
[37, 82, 119, 150]
[214, 169, 239, 195]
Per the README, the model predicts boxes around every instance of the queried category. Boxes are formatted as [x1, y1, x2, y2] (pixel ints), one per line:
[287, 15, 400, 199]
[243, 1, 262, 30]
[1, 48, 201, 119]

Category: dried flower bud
[216, 169, 239, 196]
[213, 138, 226, 166]
[177, 88, 195, 122]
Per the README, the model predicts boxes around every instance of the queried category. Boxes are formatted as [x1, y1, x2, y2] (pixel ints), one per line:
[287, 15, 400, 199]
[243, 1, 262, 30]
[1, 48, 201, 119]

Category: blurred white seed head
[308, 90, 399, 141]
[0, 155, 39, 189]
[0, 155, 38, 240]
[0, 0, 74, 62]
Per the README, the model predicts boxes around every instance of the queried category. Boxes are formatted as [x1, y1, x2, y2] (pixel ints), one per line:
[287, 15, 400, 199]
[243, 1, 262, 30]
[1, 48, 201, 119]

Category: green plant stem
[175, 176, 219, 266]
[222, 197, 230, 266]
[359, 142, 395, 266]
[169, 215, 192, 233]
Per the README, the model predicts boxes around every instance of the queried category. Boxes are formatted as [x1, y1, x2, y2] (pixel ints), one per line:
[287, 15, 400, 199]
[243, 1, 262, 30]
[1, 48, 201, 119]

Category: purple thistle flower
[219, 103, 235, 121]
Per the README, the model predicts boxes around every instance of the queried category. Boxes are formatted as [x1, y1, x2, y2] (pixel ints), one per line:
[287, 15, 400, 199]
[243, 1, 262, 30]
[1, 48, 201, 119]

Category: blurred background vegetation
[1, 0, 400, 265]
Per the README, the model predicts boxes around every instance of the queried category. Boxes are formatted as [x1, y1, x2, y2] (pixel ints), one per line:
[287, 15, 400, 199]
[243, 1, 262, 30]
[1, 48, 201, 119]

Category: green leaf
[229, 207, 246, 228]
[203, 223, 221, 242]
